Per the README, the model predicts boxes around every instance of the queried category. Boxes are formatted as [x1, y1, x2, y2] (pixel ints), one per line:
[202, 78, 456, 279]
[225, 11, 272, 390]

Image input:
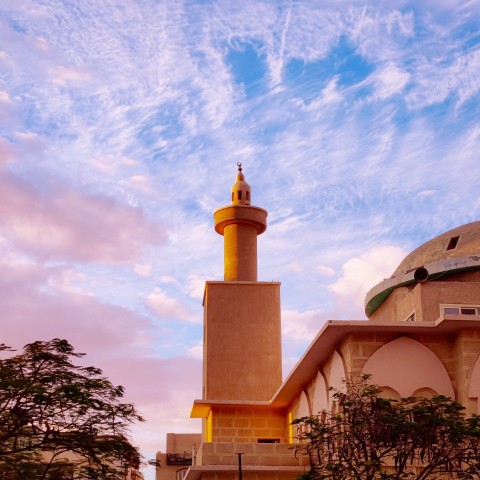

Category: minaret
[214, 162, 267, 281]
[201, 164, 282, 403]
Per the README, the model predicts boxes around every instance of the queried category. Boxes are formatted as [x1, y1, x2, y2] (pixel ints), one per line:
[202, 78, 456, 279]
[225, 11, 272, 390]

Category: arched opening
[362, 337, 454, 398]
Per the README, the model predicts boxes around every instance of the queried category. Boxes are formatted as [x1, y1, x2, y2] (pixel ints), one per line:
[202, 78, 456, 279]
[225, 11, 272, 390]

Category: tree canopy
[293, 374, 480, 480]
[0, 338, 144, 479]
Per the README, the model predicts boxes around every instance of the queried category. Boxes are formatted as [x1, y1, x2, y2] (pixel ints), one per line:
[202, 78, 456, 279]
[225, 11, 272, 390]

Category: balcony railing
[166, 453, 193, 466]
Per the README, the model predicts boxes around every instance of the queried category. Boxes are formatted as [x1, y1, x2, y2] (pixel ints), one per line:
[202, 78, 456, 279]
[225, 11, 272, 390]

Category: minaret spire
[231, 162, 251, 205]
[214, 164, 267, 281]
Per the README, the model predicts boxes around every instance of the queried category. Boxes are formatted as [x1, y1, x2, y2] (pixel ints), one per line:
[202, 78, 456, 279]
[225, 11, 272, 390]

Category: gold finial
[237, 162, 242, 172]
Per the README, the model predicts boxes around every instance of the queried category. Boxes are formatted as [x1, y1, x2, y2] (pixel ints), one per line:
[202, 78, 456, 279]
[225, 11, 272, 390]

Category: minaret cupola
[231, 162, 251, 205]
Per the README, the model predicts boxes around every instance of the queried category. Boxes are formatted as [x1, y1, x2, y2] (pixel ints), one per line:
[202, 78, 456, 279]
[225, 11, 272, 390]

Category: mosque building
[156, 165, 480, 480]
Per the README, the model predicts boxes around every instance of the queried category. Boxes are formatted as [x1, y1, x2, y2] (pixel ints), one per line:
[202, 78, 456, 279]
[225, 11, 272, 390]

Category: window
[442, 305, 480, 316]
[443, 307, 460, 315]
[404, 312, 416, 322]
[446, 236, 459, 250]
[258, 438, 280, 443]
[238, 191, 242, 200]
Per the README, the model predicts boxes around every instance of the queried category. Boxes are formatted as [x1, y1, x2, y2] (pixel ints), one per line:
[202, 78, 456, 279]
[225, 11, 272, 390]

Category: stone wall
[211, 407, 287, 443]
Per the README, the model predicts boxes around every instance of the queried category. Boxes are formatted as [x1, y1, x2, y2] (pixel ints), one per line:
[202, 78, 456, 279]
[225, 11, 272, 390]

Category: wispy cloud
[1, 2, 479, 478]
[0, 172, 165, 263]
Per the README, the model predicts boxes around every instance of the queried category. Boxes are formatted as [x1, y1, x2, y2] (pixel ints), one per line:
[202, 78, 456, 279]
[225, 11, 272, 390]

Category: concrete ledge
[184, 465, 306, 480]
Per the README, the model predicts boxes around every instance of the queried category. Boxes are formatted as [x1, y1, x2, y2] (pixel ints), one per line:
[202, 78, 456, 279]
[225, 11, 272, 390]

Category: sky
[1, 0, 480, 478]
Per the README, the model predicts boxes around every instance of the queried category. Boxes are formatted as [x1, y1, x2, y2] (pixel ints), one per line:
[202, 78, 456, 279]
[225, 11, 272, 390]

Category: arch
[378, 386, 401, 401]
[412, 387, 437, 399]
[297, 390, 310, 418]
[293, 390, 311, 441]
[362, 337, 454, 398]
[468, 354, 480, 413]
[329, 350, 347, 394]
[311, 371, 329, 415]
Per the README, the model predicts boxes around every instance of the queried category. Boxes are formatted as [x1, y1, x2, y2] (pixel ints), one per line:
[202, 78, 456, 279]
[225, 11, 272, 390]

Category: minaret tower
[201, 164, 282, 404]
[214, 162, 267, 281]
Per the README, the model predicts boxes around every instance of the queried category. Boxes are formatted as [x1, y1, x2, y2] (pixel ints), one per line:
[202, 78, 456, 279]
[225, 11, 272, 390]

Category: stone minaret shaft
[214, 163, 267, 281]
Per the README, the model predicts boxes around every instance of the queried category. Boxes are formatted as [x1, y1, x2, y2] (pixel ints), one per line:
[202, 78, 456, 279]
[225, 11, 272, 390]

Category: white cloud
[287, 262, 304, 275]
[47, 267, 88, 295]
[147, 287, 197, 322]
[34, 36, 49, 51]
[187, 341, 203, 359]
[373, 63, 410, 99]
[133, 263, 152, 277]
[159, 276, 178, 284]
[317, 265, 336, 277]
[0, 91, 13, 104]
[329, 246, 406, 317]
[282, 309, 326, 343]
[123, 175, 154, 194]
[50, 65, 91, 86]
[417, 189, 436, 198]
[406, 48, 480, 109]
[186, 275, 205, 300]
[304, 78, 343, 111]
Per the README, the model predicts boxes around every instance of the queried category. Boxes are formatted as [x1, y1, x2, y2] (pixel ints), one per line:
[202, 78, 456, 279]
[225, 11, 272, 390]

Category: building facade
[158, 166, 480, 480]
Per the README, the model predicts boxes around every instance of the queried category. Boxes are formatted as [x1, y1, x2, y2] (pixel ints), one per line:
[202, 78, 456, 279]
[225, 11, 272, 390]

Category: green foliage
[0, 339, 144, 479]
[293, 374, 480, 480]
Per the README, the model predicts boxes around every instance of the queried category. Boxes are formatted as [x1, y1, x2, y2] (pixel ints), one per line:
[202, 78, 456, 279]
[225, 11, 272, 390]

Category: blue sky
[1, 0, 480, 477]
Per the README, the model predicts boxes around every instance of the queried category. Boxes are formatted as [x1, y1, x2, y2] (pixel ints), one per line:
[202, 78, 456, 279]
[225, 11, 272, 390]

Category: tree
[0, 339, 145, 479]
[293, 374, 480, 480]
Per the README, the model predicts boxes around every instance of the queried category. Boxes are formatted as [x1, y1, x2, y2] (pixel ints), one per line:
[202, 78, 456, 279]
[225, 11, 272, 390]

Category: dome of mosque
[365, 220, 480, 317]
[392, 221, 480, 277]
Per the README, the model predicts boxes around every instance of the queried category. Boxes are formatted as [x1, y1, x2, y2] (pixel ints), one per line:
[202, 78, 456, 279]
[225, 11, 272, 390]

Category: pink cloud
[0, 261, 151, 352]
[49, 65, 91, 86]
[0, 137, 17, 167]
[0, 171, 165, 263]
[99, 355, 202, 407]
[13, 131, 46, 158]
[282, 308, 327, 343]
[147, 287, 197, 321]
[0, 258, 202, 463]
[0, 94, 19, 130]
[101, 356, 203, 461]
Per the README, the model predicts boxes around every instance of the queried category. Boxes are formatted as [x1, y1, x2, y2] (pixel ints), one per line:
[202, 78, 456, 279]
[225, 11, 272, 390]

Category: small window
[405, 313, 415, 322]
[258, 438, 280, 443]
[442, 305, 480, 316]
[446, 236, 459, 250]
[246, 191, 250, 201]
[444, 307, 460, 315]
[177, 469, 188, 480]
[231, 192, 234, 202]
[238, 191, 242, 200]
